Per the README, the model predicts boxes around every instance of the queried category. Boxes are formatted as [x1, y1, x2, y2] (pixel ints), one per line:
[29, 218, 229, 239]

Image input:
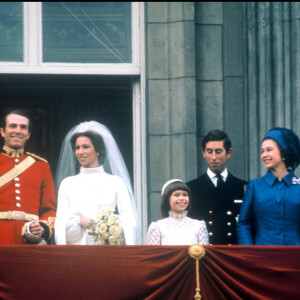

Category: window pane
[42, 2, 131, 63]
[0, 2, 23, 62]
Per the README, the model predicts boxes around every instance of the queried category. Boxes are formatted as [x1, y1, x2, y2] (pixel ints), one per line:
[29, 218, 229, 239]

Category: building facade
[0, 2, 299, 242]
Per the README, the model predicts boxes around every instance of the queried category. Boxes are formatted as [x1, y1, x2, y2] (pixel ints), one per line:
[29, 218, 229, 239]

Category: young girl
[146, 179, 209, 245]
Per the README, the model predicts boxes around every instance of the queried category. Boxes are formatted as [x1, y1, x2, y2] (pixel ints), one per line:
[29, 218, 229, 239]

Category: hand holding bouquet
[89, 208, 125, 245]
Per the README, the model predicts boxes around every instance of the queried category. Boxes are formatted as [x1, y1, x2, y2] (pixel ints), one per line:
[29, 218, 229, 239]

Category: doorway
[0, 74, 133, 187]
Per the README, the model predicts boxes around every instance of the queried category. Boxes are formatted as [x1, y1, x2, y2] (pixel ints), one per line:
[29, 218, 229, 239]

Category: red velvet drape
[201, 246, 300, 300]
[1, 245, 300, 300]
[0, 245, 194, 300]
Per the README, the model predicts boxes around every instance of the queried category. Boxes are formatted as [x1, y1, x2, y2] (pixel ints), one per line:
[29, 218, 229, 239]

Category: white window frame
[0, 1, 147, 243]
[0, 2, 140, 75]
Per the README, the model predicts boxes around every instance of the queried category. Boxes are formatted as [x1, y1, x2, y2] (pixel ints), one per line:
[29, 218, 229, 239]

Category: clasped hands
[23, 218, 44, 244]
[28, 219, 44, 237]
[80, 216, 93, 229]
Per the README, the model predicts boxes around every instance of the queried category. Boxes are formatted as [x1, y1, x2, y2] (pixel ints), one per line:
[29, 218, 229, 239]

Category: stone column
[246, 2, 300, 178]
[195, 2, 246, 179]
[146, 2, 197, 221]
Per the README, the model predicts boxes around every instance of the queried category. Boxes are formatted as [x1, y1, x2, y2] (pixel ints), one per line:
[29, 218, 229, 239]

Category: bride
[54, 121, 139, 245]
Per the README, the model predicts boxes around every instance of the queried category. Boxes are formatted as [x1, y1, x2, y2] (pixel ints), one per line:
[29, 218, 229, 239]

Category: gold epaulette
[26, 152, 48, 163]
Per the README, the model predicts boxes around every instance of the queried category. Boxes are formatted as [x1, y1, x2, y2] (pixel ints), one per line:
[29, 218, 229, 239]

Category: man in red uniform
[0, 110, 56, 244]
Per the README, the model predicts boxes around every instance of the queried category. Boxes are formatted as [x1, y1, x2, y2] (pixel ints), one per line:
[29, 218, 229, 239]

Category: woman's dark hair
[262, 127, 300, 171]
[201, 129, 232, 154]
[160, 181, 191, 218]
[71, 131, 107, 165]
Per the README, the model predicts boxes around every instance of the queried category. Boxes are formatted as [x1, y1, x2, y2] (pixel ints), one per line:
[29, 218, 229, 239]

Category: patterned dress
[146, 211, 209, 245]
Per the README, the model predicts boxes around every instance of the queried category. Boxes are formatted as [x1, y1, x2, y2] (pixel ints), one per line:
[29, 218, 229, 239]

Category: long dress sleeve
[198, 221, 209, 245]
[146, 222, 161, 245]
[55, 178, 86, 245]
[114, 176, 137, 245]
[236, 180, 254, 245]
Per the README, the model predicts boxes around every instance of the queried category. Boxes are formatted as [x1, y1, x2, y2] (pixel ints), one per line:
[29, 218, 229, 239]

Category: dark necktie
[216, 173, 225, 189]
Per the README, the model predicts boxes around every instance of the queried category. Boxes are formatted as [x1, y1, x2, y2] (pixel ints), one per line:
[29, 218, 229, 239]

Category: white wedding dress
[146, 211, 209, 245]
[55, 166, 137, 245]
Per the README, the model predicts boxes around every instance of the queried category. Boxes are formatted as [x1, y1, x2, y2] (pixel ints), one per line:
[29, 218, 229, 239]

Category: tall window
[0, 2, 23, 62]
[42, 2, 131, 63]
[0, 2, 140, 74]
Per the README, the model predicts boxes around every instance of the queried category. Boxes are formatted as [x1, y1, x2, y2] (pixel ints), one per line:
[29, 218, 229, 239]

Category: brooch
[292, 177, 300, 185]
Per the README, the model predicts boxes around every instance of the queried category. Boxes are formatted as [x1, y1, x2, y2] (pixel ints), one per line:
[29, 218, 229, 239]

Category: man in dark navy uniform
[187, 130, 247, 245]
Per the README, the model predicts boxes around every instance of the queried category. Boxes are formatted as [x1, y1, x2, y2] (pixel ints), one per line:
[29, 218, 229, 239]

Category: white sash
[0, 156, 36, 188]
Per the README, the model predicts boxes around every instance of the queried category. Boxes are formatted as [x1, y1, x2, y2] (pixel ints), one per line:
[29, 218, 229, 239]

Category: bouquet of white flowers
[89, 208, 125, 245]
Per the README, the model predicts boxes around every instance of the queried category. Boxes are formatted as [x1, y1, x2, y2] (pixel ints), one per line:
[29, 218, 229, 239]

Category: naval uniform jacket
[0, 152, 56, 244]
[187, 173, 247, 245]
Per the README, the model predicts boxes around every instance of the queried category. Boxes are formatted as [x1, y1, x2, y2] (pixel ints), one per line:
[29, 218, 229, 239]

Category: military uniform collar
[2, 145, 25, 157]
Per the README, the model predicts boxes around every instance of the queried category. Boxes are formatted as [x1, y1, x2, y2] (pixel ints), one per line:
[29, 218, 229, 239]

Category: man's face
[202, 141, 232, 174]
[0, 114, 31, 149]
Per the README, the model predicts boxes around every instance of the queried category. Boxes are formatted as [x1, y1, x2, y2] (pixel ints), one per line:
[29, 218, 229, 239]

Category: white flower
[98, 223, 107, 234]
[109, 235, 117, 244]
[96, 211, 105, 219]
[107, 216, 117, 226]
[109, 225, 120, 237]
[292, 177, 300, 185]
[89, 208, 125, 245]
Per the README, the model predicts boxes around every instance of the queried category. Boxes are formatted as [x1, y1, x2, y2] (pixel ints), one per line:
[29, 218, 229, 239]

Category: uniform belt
[0, 211, 39, 221]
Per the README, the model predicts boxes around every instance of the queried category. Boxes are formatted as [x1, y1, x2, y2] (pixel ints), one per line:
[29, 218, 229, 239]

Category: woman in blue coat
[237, 127, 300, 245]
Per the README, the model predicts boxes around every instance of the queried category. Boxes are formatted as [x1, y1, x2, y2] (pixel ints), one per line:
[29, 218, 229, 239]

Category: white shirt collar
[207, 168, 228, 186]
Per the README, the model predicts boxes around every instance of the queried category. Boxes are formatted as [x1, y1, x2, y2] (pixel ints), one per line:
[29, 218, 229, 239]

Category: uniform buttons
[209, 210, 213, 214]
[209, 232, 213, 236]
[16, 203, 21, 207]
[227, 222, 231, 226]
[227, 232, 232, 236]
[227, 211, 232, 215]
[15, 183, 20, 187]
[15, 177, 20, 181]
[16, 190, 21, 194]
[15, 159, 20, 163]
[208, 221, 213, 225]
[16, 196, 21, 201]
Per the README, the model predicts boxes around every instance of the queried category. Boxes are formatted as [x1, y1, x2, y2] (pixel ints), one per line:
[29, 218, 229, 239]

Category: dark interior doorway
[0, 74, 133, 187]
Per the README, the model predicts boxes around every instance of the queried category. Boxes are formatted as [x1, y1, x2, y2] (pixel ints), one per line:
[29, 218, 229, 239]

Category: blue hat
[263, 128, 286, 149]
[263, 127, 300, 171]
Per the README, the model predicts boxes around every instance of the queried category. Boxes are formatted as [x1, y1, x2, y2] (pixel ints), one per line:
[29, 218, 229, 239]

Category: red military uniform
[0, 149, 56, 244]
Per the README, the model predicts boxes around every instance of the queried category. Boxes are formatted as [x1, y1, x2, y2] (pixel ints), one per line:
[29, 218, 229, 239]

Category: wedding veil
[55, 121, 140, 244]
